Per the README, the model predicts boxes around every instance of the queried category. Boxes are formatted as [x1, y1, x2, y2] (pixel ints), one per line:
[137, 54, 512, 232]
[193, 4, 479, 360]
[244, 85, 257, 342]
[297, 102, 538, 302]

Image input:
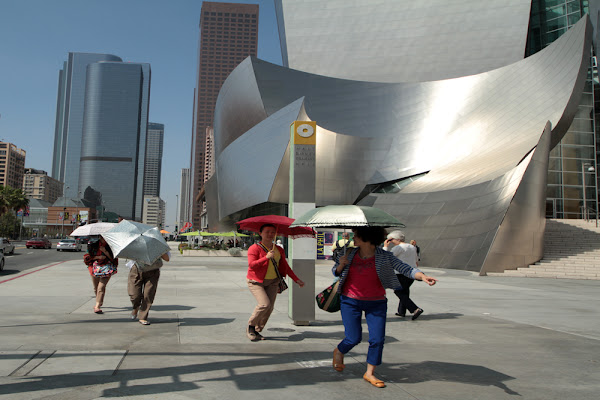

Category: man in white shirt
[383, 231, 424, 320]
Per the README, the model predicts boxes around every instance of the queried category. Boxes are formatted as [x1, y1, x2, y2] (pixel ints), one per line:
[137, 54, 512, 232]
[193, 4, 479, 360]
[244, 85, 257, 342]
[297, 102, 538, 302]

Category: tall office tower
[142, 195, 165, 228]
[179, 168, 191, 232]
[51, 52, 123, 198]
[203, 127, 215, 183]
[143, 123, 164, 197]
[22, 168, 63, 203]
[191, 1, 259, 229]
[0, 142, 26, 189]
[526, 0, 598, 219]
[78, 62, 151, 220]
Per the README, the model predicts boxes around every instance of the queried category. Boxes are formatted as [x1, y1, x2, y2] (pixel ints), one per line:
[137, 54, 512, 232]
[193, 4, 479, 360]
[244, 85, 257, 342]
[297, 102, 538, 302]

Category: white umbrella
[101, 220, 170, 265]
[70, 222, 117, 236]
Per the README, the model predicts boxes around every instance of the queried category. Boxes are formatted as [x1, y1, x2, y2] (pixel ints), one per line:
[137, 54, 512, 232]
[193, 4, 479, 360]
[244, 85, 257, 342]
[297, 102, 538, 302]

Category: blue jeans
[337, 295, 388, 366]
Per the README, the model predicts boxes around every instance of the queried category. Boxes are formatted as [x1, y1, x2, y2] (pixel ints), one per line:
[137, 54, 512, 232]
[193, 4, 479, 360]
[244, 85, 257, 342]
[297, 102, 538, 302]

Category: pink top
[342, 254, 386, 301]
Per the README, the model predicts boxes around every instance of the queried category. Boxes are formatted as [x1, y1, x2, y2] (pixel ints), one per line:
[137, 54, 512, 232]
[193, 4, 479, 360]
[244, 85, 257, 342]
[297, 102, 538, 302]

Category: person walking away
[246, 224, 305, 341]
[128, 251, 170, 325]
[410, 239, 421, 262]
[83, 237, 118, 314]
[332, 232, 354, 261]
[333, 226, 437, 388]
[383, 231, 423, 319]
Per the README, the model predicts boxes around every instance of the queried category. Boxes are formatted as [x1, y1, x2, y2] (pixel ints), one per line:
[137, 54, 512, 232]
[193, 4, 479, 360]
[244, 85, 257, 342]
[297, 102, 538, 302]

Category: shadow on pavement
[385, 360, 520, 395]
[0, 351, 519, 397]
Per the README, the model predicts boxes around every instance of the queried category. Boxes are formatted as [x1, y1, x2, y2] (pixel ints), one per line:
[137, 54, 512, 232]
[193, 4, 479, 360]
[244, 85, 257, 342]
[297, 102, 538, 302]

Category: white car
[0, 238, 15, 255]
[57, 239, 82, 252]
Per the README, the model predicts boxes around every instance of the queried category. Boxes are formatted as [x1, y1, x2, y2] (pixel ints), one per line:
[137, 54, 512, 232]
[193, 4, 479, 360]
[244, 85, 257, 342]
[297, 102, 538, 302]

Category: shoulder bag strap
[258, 243, 283, 280]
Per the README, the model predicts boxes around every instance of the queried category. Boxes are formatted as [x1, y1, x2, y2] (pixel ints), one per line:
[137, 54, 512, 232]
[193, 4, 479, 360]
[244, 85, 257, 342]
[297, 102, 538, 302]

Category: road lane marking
[0, 261, 68, 285]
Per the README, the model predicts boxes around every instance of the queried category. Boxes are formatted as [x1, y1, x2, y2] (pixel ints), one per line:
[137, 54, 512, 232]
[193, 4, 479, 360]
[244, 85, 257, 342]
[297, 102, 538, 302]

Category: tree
[0, 186, 29, 217]
[0, 212, 20, 238]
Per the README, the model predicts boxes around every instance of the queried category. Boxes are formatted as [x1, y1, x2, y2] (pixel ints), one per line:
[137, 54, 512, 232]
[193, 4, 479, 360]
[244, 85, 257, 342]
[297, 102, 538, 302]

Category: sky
[0, 0, 282, 231]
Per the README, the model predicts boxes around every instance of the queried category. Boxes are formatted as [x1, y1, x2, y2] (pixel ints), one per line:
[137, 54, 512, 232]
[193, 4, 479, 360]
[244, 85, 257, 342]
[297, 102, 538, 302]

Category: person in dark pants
[383, 231, 423, 320]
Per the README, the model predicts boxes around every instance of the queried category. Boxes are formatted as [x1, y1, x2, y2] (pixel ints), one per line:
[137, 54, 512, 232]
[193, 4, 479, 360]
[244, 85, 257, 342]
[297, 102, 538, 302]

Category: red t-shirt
[342, 254, 386, 301]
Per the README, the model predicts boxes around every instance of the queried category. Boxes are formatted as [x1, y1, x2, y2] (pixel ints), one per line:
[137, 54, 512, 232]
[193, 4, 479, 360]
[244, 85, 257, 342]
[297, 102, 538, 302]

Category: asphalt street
[1, 240, 83, 275]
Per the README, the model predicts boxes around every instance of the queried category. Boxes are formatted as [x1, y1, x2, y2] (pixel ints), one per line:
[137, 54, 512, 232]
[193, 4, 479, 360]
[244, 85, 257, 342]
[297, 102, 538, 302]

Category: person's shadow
[383, 360, 520, 395]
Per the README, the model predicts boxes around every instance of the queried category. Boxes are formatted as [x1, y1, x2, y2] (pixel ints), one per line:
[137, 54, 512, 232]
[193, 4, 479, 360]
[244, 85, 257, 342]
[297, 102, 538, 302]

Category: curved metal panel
[216, 99, 304, 219]
[276, 0, 532, 82]
[211, 16, 592, 273]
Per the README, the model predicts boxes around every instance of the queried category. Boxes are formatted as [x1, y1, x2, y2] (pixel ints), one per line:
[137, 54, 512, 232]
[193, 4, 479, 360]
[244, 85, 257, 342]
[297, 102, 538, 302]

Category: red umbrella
[236, 215, 316, 239]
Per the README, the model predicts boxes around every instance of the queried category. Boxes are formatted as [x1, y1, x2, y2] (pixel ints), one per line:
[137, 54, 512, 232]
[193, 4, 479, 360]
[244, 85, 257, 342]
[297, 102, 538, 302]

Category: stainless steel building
[207, 1, 593, 274]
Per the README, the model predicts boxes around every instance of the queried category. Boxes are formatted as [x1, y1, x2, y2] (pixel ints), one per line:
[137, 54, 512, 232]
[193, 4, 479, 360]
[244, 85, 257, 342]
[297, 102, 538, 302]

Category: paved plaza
[0, 245, 599, 399]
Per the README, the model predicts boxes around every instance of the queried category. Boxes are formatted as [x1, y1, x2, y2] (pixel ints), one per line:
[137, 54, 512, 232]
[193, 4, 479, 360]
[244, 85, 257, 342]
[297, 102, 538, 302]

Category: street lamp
[175, 194, 179, 234]
[61, 186, 69, 238]
[581, 162, 596, 226]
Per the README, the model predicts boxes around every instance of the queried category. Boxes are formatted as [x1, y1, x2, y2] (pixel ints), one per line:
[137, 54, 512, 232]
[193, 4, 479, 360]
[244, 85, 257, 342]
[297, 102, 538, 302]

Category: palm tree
[0, 186, 12, 217]
[0, 185, 29, 217]
[9, 187, 29, 215]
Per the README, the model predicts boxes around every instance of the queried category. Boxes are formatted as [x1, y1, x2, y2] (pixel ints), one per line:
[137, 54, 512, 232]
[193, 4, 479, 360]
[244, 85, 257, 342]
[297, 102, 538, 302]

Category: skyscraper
[78, 62, 151, 220]
[191, 1, 259, 229]
[52, 52, 123, 198]
[144, 123, 164, 197]
[0, 142, 26, 189]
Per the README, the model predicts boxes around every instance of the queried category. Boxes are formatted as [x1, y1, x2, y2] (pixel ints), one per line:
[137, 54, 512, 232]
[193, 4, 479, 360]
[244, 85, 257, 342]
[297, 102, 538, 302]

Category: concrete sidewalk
[0, 247, 599, 399]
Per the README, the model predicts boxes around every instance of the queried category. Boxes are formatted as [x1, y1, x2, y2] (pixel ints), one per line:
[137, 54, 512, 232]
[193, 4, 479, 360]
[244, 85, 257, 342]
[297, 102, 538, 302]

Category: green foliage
[228, 247, 242, 257]
[0, 212, 20, 238]
[0, 185, 29, 217]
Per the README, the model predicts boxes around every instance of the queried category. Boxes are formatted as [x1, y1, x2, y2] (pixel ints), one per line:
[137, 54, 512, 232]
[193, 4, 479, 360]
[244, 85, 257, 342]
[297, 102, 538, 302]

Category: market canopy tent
[180, 231, 249, 237]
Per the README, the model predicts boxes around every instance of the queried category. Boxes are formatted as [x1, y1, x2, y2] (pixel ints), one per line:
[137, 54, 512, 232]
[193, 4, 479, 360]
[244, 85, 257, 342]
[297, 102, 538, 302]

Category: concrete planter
[182, 249, 248, 257]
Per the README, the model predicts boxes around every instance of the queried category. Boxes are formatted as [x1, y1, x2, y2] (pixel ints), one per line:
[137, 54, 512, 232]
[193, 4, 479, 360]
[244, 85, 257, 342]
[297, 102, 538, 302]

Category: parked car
[0, 238, 15, 255]
[0, 251, 4, 271]
[57, 239, 82, 252]
[26, 237, 52, 249]
[76, 236, 92, 245]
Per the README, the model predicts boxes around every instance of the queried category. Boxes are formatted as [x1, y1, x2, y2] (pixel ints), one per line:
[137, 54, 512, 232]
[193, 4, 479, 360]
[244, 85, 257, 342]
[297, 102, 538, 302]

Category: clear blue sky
[0, 0, 282, 230]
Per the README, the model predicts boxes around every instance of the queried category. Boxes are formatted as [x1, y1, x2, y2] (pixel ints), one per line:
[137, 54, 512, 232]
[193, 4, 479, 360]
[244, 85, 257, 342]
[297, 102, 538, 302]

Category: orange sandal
[333, 348, 345, 372]
[363, 374, 385, 388]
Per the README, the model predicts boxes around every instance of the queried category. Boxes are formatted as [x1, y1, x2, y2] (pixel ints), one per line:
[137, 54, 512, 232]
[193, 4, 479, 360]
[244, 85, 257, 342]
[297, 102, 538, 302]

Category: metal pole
[175, 194, 179, 234]
[582, 163, 587, 221]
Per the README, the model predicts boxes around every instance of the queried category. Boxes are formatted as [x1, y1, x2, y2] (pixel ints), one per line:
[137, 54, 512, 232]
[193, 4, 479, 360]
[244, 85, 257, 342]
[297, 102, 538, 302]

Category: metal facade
[210, 9, 592, 273]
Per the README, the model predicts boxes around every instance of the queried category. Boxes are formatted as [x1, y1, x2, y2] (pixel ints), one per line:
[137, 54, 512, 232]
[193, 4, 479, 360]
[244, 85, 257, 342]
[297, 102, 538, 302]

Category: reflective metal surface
[275, 0, 532, 82]
[210, 14, 592, 273]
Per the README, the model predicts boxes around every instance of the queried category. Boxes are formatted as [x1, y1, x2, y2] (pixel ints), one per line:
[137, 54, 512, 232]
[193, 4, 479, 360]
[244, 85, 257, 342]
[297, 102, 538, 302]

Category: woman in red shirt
[246, 224, 305, 341]
[332, 226, 437, 388]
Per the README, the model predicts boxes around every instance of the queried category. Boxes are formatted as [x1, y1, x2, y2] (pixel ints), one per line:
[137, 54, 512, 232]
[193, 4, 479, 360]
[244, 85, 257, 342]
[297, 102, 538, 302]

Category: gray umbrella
[101, 220, 170, 265]
[289, 205, 406, 229]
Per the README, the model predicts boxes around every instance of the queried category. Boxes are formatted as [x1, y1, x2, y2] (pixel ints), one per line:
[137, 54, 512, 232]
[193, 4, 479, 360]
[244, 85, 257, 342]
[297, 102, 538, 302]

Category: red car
[26, 237, 52, 249]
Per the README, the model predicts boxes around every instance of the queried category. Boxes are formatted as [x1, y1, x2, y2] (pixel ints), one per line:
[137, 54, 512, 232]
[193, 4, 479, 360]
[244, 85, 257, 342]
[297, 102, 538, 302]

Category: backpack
[332, 239, 350, 261]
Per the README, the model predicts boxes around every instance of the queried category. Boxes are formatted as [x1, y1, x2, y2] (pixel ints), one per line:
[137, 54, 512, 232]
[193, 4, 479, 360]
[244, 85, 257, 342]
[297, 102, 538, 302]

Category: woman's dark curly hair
[352, 226, 387, 246]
